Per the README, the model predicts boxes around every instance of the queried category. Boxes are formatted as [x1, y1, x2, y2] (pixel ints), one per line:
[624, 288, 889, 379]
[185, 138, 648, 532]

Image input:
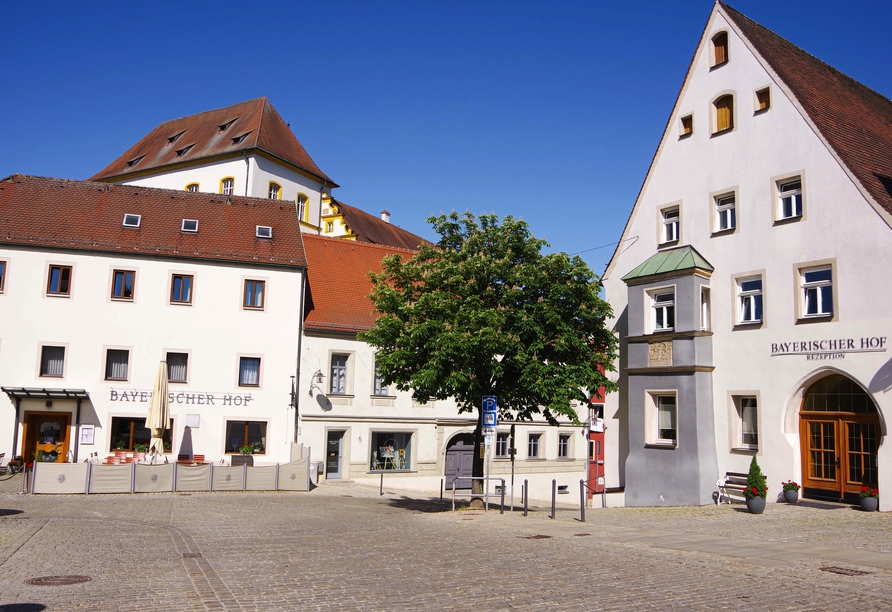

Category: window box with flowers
[781, 480, 800, 504]
[859, 486, 879, 512]
[742, 456, 768, 514]
[230, 443, 255, 467]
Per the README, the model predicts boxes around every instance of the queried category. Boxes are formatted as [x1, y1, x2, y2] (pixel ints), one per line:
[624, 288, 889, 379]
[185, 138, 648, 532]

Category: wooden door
[23, 412, 71, 464]
[444, 435, 474, 489]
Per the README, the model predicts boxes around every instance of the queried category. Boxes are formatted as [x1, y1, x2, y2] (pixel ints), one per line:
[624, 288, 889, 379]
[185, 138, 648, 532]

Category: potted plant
[231, 443, 254, 467]
[859, 486, 879, 512]
[781, 480, 800, 503]
[742, 456, 768, 514]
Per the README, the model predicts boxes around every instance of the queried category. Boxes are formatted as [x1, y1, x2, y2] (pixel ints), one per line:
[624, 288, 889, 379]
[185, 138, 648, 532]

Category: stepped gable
[722, 1, 892, 215]
[302, 234, 414, 332]
[331, 199, 431, 250]
[89, 97, 334, 185]
[0, 174, 307, 268]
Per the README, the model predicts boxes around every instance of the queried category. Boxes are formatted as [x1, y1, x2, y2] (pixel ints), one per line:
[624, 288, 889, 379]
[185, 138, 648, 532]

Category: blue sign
[482, 395, 497, 427]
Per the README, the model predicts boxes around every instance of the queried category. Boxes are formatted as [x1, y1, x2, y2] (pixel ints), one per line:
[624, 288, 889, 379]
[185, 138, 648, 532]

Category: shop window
[40, 345, 65, 377]
[166, 352, 188, 383]
[47, 265, 72, 296]
[110, 417, 172, 452]
[244, 280, 265, 309]
[112, 270, 135, 300]
[170, 274, 193, 304]
[105, 349, 129, 381]
[370, 431, 411, 470]
[225, 421, 267, 454]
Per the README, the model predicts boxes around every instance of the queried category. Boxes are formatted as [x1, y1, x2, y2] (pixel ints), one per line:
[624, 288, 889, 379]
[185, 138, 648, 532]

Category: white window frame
[660, 205, 680, 245]
[527, 433, 542, 459]
[650, 288, 675, 333]
[182, 219, 199, 233]
[495, 432, 510, 458]
[799, 264, 834, 319]
[700, 287, 711, 332]
[645, 390, 677, 447]
[297, 194, 309, 223]
[220, 177, 234, 196]
[329, 353, 353, 395]
[729, 392, 760, 452]
[256, 225, 272, 239]
[737, 276, 763, 325]
[778, 178, 803, 220]
[557, 433, 571, 459]
[122, 214, 141, 228]
[372, 356, 389, 397]
[714, 193, 736, 232]
[268, 182, 281, 200]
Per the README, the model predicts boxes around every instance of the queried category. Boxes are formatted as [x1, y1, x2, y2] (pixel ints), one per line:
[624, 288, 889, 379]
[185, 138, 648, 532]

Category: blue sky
[3, 1, 891, 273]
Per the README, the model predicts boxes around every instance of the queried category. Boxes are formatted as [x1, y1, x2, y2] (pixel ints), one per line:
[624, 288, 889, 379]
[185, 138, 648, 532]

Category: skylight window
[256, 225, 272, 239]
[175, 144, 195, 157]
[167, 130, 186, 144]
[126, 155, 145, 167]
[219, 119, 237, 131]
[182, 219, 199, 233]
[123, 214, 142, 228]
[232, 132, 251, 145]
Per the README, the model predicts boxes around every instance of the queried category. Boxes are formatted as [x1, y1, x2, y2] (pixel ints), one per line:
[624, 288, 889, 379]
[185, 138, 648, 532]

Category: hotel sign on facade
[771, 336, 887, 360]
[109, 389, 255, 406]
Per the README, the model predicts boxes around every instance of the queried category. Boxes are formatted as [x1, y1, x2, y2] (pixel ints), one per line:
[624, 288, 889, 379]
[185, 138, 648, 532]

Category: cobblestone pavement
[1, 473, 891, 611]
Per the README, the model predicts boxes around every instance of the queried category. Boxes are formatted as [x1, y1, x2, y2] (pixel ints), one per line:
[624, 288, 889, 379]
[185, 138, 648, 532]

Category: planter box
[230, 455, 254, 467]
[860, 497, 879, 512]
[783, 489, 798, 503]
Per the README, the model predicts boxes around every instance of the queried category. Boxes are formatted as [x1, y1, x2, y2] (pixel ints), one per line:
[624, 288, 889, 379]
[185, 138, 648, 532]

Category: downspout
[294, 271, 306, 443]
[244, 150, 250, 196]
[318, 181, 328, 234]
[73, 398, 82, 462]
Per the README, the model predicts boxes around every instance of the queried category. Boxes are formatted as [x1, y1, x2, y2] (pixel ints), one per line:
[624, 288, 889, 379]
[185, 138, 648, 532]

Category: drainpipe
[73, 398, 82, 462]
[294, 271, 307, 444]
[318, 181, 328, 233]
[244, 150, 250, 196]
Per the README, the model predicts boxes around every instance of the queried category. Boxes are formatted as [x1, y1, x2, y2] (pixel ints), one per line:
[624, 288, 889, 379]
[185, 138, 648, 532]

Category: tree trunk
[470, 409, 485, 508]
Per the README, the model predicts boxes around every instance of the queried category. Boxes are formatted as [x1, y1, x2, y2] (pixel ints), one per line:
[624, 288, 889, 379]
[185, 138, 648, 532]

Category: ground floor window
[495, 432, 509, 458]
[225, 421, 267, 454]
[370, 431, 411, 470]
[110, 417, 172, 452]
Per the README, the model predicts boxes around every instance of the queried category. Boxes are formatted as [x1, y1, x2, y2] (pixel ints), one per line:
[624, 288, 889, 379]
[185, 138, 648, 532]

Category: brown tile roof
[0, 175, 307, 268]
[330, 199, 431, 250]
[721, 2, 892, 216]
[89, 98, 335, 186]
[302, 234, 413, 332]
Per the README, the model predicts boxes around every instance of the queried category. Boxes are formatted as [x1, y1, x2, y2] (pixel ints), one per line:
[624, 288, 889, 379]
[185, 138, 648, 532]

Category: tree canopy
[359, 211, 618, 428]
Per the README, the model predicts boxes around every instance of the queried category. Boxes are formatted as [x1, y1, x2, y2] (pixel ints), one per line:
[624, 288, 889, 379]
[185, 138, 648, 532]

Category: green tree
[744, 456, 768, 499]
[359, 211, 618, 502]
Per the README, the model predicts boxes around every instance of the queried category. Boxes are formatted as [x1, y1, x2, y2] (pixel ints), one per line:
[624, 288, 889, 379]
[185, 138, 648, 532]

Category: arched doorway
[444, 433, 474, 489]
[800, 374, 881, 502]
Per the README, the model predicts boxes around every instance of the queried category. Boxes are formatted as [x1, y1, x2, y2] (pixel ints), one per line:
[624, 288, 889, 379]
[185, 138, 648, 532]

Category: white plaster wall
[602, 11, 892, 508]
[122, 158, 250, 196]
[0, 246, 303, 465]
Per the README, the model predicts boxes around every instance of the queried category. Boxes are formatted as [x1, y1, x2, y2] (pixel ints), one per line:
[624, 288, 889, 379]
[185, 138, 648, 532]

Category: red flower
[861, 486, 870, 492]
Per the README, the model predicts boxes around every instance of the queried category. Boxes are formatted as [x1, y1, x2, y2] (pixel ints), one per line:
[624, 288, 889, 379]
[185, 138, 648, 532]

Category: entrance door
[24, 412, 71, 464]
[326, 431, 344, 479]
[444, 434, 474, 489]
[799, 375, 880, 502]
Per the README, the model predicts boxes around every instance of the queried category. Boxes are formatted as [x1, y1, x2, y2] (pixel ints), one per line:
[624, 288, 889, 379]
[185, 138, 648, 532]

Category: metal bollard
[523, 479, 528, 517]
[550, 479, 556, 519]
[500, 478, 505, 514]
[440, 478, 444, 501]
[379, 471, 384, 495]
[579, 479, 586, 523]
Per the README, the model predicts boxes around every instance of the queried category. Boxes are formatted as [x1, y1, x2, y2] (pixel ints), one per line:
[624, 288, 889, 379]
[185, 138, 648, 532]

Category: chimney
[381, 210, 391, 224]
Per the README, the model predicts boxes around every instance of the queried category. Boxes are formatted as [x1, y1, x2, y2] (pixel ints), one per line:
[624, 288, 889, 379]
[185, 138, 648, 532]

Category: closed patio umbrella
[147, 361, 169, 462]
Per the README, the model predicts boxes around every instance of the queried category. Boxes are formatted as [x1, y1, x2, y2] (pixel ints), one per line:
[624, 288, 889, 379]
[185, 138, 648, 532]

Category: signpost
[482, 396, 497, 510]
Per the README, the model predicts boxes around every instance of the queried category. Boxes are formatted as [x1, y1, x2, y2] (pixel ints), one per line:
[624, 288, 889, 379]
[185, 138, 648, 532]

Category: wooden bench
[177, 454, 206, 465]
[717, 471, 748, 504]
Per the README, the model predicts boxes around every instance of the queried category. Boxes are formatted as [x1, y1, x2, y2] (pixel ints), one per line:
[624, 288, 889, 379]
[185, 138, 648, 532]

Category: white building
[0, 175, 307, 466]
[602, 2, 892, 509]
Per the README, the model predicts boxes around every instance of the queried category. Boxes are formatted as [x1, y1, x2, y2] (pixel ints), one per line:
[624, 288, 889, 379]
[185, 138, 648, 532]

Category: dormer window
[126, 155, 145, 167]
[256, 225, 272, 239]
[167, 130, 186, 144]
[182, 219, 199, 233]
[122, 214, 141, 228]
[232, 132, 251, 145]
[175, 144, 194, 156]
[219, 119, 237, 131]
[185, 183, 199, 192]
[712, 32, 728, 67]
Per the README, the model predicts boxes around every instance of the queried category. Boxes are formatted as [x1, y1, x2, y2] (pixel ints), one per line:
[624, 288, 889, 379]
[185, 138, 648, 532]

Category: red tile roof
[329, 199, 431, 250]
[302, 234, 414, 332]
[89, 98, 335, 186]
[0, 175, 307, 268]
[722, 2, 892, 216]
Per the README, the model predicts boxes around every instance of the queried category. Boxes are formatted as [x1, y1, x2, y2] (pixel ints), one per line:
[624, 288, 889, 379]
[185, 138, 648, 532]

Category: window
[243, 280, 264, 309]
[714, 95, 734, 133]
[166, 352, 188, 383]
[219, 119, 236, 132]
[756, 87, 770, 112]
[373, 359, 389, 396]
[495, 432, 510, 458]
[330, 354, 348, 394]
[40, 346, 65, 377]
[256, 225, 272, 239]
[111, 417, 172, 453]
[220, 178, 234, 195]
[182, 219, 199, 233]
[680, 114, 693, 137]
[657, 395, 677, 444]
[268, 182, 281, 200]
[661, 207, 679, 243]
[126, 155, 145, 167]
[558, 434, 571, 458]
[326, 221, 334, 233]
[0, 260, 7, 292]
[170, 274, 193, 304]
[232, 132, 250, 145]
[370, 431, 411, 470]
[712, 31, 728, 66]
[651, 290, 675, 332]
[738, 277, 763, 324]
[528, 433, 541, 458]
[111, 270, 134, 300]
[226, 421, 266, 454]
[700, 287, 711, 331]
[168, 130, 186, 143]
[801, 266, 833, 317]
[47, 265, 72, 296]
[778, 178, 803, 220]
[105, 349, 129, 381]
[238, 357, 261, 387]
[714, 194, 736, 232]
[122, 214, 141, 228]
[185, 183, 199, 192]
[175, 144, 194, 156]
[737, 397, 758, 448]
[297, 194, 308, 222]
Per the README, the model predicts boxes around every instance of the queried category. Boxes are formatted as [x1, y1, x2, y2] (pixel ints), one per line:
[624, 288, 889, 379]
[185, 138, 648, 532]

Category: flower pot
[860, 497, 878, 512]
[783, 489, 798, 503]
[746, 496, 766, 514]
[231, 455, 253, 467]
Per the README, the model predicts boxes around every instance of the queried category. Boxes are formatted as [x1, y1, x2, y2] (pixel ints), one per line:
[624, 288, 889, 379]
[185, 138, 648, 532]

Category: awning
[1, 387, 90, 400]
